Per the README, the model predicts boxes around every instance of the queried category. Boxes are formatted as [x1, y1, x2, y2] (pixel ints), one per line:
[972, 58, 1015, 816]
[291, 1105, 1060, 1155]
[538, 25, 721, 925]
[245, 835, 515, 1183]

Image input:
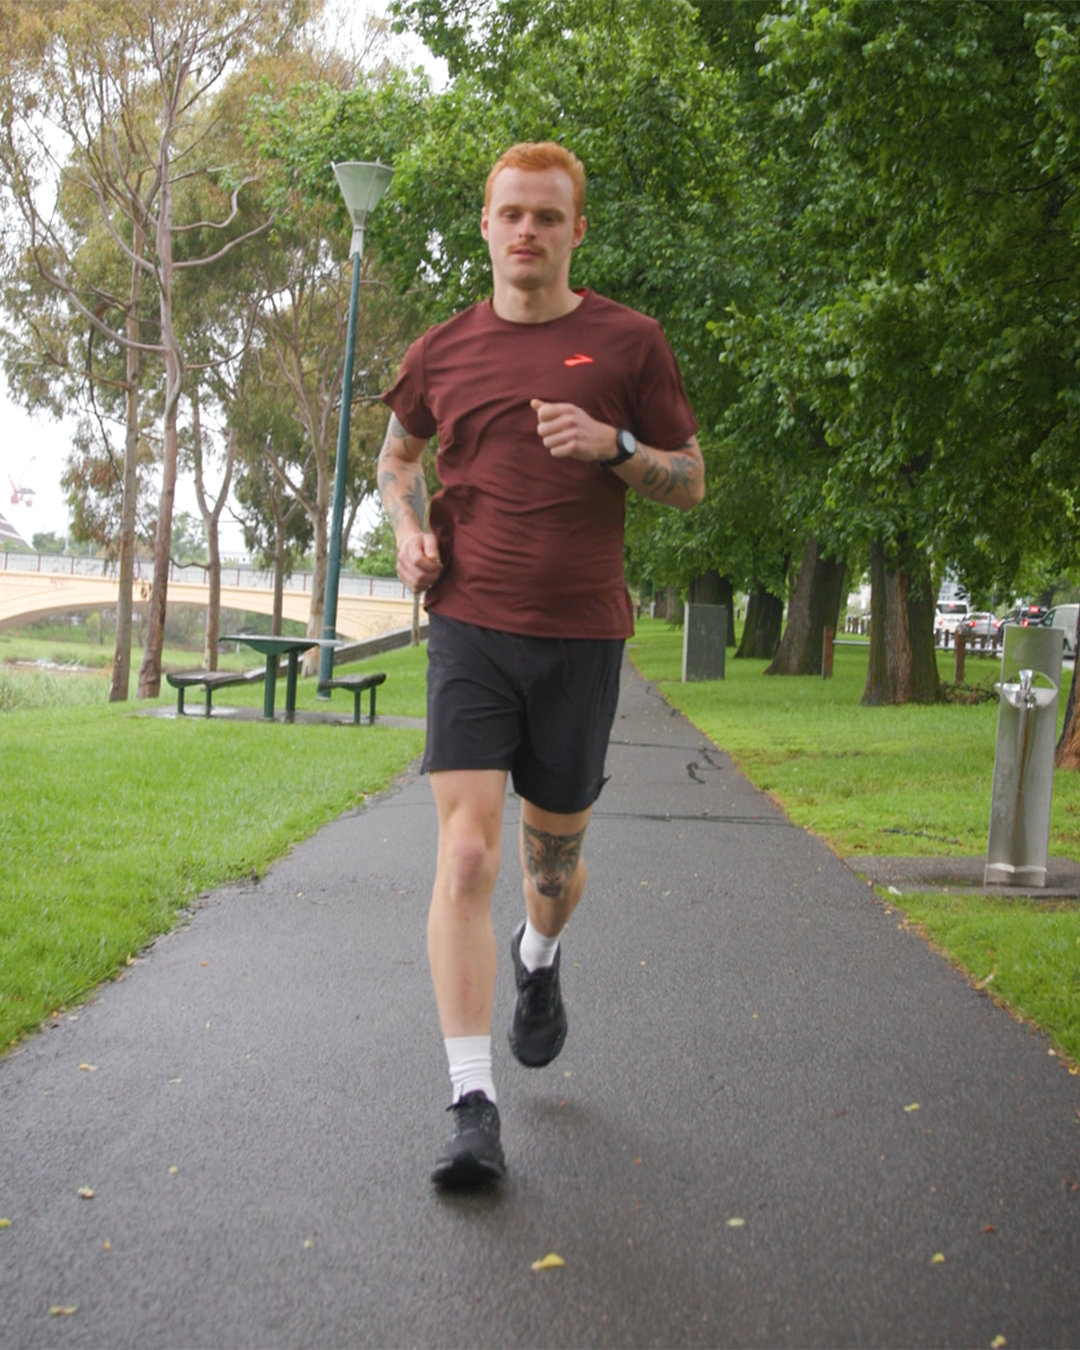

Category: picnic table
[222, 635, 341, 721]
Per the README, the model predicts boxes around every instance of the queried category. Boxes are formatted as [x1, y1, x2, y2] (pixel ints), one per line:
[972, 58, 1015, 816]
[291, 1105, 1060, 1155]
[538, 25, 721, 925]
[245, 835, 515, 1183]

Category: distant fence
[0, 551, 414, 602]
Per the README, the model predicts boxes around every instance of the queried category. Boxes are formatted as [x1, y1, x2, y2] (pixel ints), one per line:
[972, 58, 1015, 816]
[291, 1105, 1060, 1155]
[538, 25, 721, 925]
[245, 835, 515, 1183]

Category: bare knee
[438, 826, 500, 903]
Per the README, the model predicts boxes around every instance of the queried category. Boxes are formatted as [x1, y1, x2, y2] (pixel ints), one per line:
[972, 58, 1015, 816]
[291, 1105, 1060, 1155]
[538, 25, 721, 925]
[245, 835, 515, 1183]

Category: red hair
[485, 142, 586, 218]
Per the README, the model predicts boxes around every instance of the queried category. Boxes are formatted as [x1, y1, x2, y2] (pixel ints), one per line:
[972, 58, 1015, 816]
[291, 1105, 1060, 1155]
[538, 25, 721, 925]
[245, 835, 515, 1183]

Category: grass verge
[0, 644, 428, 1050]
[628, 618, 1080, 1063]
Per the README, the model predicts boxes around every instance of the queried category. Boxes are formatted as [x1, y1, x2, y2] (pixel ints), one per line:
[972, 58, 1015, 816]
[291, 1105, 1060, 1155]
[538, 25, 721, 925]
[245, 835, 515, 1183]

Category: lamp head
[333, 161, 394, 258]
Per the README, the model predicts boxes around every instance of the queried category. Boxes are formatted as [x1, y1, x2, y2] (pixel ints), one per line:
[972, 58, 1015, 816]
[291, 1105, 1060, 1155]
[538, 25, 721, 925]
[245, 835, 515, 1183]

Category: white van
[1042, 604, 1078, 659]
[934, 599, 970, 636]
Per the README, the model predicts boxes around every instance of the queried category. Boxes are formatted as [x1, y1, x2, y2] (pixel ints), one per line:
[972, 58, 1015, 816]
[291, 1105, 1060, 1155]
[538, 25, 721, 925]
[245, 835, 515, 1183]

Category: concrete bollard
[682, 603, 726, 681]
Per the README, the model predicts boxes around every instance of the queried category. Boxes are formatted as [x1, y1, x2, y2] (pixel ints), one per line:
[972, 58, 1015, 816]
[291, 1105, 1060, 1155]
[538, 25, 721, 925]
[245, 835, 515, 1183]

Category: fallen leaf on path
[169, 1166, 179, 1175]
[726, 1217, 745, 1228]
[990, 1337, 1007, 1348]
[984, 1225, 997, 1234]
[904, 1103, 921, 1113]
[930, 1252, 945, 1264]
[531, 1253, 565, 1271]
[102, 1240, 111, 1251]
[0, 1218, 10, 1228]
[76, 1188, 94, 1200]
[77, 1064, 97, 1072]
[49, 1306, 78, 1317]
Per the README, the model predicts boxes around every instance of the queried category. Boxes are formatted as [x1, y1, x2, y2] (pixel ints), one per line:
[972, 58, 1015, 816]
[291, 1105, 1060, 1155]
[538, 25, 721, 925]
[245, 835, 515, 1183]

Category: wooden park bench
[317, 672, 387, 725]
[165, 667, 266, 717]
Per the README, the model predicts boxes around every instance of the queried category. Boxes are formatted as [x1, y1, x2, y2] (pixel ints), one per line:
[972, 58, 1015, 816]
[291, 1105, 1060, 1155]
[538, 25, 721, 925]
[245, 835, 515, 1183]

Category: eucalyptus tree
[0, 0, 311, 697]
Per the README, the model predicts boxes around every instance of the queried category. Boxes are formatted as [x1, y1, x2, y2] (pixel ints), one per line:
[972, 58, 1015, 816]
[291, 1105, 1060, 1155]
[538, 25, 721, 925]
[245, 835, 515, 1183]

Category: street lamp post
[319, 160, 394, 691]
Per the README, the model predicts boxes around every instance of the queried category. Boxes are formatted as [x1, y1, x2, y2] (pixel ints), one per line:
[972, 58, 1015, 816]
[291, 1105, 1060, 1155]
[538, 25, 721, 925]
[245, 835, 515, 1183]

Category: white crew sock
[519, 918, 561, 972]
[445, 1035, 496, 1104]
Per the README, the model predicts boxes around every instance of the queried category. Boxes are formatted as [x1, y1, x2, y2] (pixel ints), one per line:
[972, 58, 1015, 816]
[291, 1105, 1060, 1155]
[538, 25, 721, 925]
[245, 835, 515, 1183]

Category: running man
[378, 141, 704, 1186]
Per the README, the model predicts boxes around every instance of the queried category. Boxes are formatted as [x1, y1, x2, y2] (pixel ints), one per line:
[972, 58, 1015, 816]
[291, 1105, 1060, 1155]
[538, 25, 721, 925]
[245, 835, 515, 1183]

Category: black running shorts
[422, 613, 625, 814]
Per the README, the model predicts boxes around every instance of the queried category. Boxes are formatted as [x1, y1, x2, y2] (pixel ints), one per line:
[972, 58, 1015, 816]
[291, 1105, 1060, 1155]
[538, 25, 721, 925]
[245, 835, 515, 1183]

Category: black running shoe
[431, 1091, 506, 1187]
[508, 922, 568, 1068]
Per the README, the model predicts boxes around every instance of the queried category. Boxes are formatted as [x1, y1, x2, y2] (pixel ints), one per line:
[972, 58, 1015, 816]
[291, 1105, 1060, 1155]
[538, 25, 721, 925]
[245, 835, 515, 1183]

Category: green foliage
[30, 531, 65, 554]
[353, 512, 399, 576]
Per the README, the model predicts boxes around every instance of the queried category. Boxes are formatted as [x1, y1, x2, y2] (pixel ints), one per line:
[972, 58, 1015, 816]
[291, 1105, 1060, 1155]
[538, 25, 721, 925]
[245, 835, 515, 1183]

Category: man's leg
[429, 768, 509, 1186]
[520, 799, 592, 937]
[428, 768, 507, 1038]
[508, 799, 592, 1068]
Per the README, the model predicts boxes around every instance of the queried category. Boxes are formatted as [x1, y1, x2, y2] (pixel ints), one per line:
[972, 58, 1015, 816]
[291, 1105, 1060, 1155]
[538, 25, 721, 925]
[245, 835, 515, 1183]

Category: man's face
[481, 166, 586, 294]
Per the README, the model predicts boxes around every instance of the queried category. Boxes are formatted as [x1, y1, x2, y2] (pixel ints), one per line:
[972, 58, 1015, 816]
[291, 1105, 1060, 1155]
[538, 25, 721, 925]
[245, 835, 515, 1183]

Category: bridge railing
[1, 551, 414, 600]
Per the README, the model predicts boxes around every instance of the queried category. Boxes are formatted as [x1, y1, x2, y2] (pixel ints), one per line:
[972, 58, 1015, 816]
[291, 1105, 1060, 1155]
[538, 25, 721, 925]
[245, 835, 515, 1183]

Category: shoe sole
[431, 1152, 506, 1187]
[508, 1019, 567, 1069]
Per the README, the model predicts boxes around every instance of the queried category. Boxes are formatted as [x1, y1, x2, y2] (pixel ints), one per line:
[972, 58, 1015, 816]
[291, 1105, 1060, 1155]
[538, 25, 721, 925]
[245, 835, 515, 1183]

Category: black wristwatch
[605, 428, 637, 467]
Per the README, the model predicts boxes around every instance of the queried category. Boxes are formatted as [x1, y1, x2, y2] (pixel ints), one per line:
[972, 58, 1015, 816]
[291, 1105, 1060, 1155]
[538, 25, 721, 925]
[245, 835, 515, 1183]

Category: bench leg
[351, 688, 362, 725]
[204, 686, 213, 718]
[177, 687, 186, 716]
[368, 684, 377, 724]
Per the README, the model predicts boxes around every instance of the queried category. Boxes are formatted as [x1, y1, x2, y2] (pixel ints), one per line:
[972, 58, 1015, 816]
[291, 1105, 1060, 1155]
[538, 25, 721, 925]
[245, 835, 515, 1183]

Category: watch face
[617, 429, 637, 457]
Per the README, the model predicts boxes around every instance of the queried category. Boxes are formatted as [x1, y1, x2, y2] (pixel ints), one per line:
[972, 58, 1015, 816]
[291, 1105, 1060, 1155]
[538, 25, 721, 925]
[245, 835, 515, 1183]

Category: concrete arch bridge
[0, 553, 415, 642]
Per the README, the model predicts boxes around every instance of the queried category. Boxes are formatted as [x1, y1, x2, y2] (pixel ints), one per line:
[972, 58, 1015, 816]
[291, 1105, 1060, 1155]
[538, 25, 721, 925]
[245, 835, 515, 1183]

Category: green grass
[629, 618, 1080, 1062]
[0, 643, 428, 1049]
[627, 620, 1080, 860]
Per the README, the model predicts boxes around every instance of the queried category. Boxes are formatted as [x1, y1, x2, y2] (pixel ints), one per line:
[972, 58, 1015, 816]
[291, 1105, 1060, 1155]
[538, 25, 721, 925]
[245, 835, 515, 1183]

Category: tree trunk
[688, 569, 736, 647]
[137, 150, 183, 700]
[304, 508, 329, 675]
[737, 583, 784, 659]
[1055, 609, 1080, 769]
[137, 355, 181, 698]
[110, 230, 142, 703]
[765, 539, 846, 676]
[862, 537, 941, 705]
[191, 393, 235, 671]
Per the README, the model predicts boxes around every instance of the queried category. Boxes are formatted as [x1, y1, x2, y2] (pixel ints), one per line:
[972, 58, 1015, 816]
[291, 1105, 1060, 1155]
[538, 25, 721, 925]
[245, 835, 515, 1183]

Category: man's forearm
[614, 437, 705, 511]
[378, 413, 430, 542]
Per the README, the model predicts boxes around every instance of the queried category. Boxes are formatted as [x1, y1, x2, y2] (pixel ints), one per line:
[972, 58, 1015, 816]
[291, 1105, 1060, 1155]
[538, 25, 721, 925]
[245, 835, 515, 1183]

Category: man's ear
[480, 208, 490, 241]
[573, 215, 587, 248]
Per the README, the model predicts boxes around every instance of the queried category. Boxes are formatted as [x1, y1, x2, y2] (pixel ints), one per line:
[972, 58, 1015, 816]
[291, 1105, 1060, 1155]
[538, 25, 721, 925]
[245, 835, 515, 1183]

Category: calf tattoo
[522, 822, 586, 899]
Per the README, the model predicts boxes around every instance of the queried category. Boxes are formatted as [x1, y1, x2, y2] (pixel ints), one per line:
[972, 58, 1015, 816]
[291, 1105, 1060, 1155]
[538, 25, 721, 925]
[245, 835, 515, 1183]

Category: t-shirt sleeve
[632, 323, 699, 451]
[382, 335, 438, 441]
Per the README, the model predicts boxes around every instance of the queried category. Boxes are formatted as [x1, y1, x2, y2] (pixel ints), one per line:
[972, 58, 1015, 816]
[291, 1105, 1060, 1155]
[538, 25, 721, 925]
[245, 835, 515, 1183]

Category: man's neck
[491, 281, 584, 325]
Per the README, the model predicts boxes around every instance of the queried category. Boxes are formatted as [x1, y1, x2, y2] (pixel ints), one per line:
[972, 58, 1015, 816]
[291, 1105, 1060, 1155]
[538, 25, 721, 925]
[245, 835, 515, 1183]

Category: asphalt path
[2, 661, 1079, 1348]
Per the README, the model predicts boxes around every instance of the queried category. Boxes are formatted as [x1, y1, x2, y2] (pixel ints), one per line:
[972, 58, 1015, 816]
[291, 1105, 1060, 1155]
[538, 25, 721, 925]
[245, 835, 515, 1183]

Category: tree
[765, 538, 845, 676]
[743, 0, 1080, 704]
[0, 0, 308, 696]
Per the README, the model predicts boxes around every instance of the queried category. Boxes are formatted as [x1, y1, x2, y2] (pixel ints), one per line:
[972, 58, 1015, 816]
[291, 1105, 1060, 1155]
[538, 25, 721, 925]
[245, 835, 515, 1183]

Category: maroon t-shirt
[382, 289, 698, 639]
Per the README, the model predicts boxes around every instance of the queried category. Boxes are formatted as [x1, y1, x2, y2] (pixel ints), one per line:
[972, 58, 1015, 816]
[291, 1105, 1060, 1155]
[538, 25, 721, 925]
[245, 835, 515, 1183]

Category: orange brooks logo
[564, 353, 594, 367]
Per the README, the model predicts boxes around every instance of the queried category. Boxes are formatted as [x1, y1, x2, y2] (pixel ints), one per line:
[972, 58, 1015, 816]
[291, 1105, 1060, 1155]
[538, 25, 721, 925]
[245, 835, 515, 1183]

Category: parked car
[934, 601, 970, 636]
[1003, 604, 1049, 628]
[1041, 604, 1079, 660]
[961, 612, 1002, 640]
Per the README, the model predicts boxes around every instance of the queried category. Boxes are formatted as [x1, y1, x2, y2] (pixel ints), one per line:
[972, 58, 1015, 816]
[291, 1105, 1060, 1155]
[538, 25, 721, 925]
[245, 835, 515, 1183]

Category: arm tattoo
[379, 412, 430, 533]
[521, 822, 586, 900]
[640, 448, 696, 500]
[404, 473, 427, 528]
